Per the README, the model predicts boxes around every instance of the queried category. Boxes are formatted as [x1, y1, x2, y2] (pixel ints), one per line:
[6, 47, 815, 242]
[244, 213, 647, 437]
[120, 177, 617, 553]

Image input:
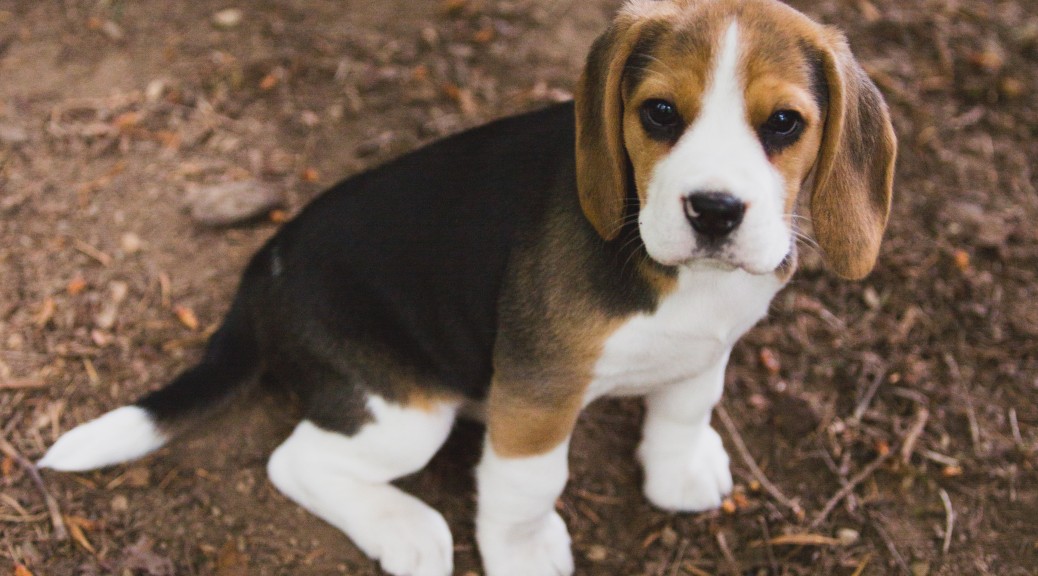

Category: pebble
[836, 527, 860, 545]
[0, 123, 28, 145]
[212, 8, 243, 29]
[586, 545, 608, 562]
[111, 494, 129, 513]
[121, 232, 143, 254]
[186, 180, 284, 226]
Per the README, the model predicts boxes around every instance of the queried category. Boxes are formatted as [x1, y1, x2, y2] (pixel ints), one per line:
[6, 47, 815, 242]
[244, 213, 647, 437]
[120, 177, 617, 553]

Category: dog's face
[576, 0, 896, 279]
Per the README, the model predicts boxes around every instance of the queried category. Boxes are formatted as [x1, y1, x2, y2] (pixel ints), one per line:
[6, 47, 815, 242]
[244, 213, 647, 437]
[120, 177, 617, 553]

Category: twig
[0, 379, 47, 390]
[920, 449, 959, 467]
[944, 354, 981, 452]
[870, 512, 910, 574]
[810, 449, 892, 529]
[938, 488, 955, 555]
[850, 553, 873, 576]
[716, 405, 804, 518]
[0, 435, 68, 541]
[714, 531, 741, 576]
[852, 367, 888, 422]
[899, 407, 930, 464]
[1008, 408, 1024, 448]
[71, 238, 113, 267]
[667, 539, 688, 576]
[758, 516, 779, 576]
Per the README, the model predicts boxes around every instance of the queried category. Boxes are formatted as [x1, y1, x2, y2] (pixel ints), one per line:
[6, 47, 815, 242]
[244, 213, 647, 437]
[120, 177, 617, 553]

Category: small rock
[95, 281, 129, 330]
[121, 232, 143, 254]
[585, 545, 608, 562]
[186, 180, 284, 226]
[862, 286, 881, 310]
[101, 20, 125, 41]
[212, 8, 243, 29]
[836, 528, 860, 545]
[111, 494, 129, 513]
[145, 78, 168, 102]
[659, 525, 679, 548]
[0, 123, 28, 145]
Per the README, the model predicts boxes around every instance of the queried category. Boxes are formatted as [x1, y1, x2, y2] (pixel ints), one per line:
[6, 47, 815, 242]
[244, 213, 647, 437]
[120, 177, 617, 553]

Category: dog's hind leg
[267, 394, 459, 576]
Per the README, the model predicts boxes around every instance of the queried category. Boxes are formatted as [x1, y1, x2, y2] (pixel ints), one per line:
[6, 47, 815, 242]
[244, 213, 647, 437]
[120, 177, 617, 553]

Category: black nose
[684, 192, 746, 238]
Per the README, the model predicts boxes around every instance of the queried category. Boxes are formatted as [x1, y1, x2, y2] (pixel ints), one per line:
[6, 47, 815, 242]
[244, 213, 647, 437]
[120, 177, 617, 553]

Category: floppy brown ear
[810, 30, 897, 280]
[574, 12, 660, 240]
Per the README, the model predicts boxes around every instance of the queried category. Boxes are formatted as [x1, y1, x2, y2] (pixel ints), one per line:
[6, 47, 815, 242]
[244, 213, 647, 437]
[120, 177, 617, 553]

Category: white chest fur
[584, 265, 782, 403]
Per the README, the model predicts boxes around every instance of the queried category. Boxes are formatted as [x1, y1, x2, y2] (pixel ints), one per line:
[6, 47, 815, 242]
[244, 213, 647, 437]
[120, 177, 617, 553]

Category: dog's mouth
[668, 242, 795, 277]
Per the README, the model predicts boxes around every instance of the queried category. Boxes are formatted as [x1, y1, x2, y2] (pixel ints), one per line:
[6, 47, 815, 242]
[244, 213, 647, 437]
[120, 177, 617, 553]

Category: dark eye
[639, 99, 683, 142]
[758, 109, 804, 154]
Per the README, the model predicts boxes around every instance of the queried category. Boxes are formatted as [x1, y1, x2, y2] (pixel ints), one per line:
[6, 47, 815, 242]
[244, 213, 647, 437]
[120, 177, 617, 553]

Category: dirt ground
[1, 0, 1035, 574]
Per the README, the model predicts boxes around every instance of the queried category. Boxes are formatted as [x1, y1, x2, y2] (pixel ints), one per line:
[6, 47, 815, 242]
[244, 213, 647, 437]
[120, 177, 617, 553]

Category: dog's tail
[38, 297, 260, 471]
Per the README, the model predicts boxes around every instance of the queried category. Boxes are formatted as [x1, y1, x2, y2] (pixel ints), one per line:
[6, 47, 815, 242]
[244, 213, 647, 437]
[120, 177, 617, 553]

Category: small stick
[1008, 408, 1024, 448]
[716, 405, 804, 518]
[0, 435, 68, 541]
[852, 368, 887, 422]
[758, 516, 779, 576]
[72, 239, 113, 267]
[810, 449, 892, 529]
[870, 513, 910, 573]
[667, 539, 689, 576]
[944, 354, 981, 451]
[938, 488, 955, 555]
[899, 407, 930, 465]
[849, 553, 873, 576]
[0, 379, 47, 390]
[714, 531, 741, 576]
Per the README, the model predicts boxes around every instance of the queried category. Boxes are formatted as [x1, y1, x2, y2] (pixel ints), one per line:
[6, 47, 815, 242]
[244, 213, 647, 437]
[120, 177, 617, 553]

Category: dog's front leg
[638, 351, 734, 512]
[475, 384, 581, 576]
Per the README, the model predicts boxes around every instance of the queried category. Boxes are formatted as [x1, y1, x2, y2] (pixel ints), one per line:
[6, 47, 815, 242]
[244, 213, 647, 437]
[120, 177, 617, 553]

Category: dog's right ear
[574, 3, 674, 241]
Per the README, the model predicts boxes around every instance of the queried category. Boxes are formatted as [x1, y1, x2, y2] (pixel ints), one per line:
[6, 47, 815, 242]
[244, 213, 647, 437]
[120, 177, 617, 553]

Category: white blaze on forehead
[639, 20, 791, 272]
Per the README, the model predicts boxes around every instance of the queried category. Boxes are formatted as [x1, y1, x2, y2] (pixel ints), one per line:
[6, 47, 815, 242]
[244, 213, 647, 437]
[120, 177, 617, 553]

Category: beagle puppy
[40, 0, 896, 574]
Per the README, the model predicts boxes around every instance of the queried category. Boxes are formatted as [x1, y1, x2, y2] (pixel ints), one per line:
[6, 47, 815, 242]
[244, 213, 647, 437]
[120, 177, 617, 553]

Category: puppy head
[575, 0, 896, 279]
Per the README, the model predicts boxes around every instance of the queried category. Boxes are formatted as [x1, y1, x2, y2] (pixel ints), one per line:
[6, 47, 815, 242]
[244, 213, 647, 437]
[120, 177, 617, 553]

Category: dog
[40, 0, 896, 574]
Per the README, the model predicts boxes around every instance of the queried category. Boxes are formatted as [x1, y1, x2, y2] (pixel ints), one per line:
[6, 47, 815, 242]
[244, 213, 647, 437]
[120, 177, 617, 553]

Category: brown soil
[1, 0, 1036, 574]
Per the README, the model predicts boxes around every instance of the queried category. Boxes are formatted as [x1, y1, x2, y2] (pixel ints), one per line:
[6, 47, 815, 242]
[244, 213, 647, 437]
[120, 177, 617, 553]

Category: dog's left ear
[575, 7, 669, 241]
[810, 30, 897, 280]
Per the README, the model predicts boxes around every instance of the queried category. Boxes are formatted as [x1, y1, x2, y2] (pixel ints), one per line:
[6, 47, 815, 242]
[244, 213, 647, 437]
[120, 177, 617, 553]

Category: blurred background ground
[0, 0, 1035, 574]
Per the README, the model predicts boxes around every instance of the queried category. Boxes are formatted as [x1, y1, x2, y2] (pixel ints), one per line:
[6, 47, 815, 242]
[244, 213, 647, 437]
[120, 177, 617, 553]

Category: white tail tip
[38, 406, 167, 471]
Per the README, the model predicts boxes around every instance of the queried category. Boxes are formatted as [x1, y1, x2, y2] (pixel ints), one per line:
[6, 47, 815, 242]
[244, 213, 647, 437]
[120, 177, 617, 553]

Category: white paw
[351, 492, 454, 576]
[478, 511, 574, 576]
[640, 425, 733, 512]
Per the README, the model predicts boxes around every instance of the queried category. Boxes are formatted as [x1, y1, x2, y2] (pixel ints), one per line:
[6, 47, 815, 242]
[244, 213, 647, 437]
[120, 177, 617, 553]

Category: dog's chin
[646, 250, 784, 276]
[683, 257, 774, 276]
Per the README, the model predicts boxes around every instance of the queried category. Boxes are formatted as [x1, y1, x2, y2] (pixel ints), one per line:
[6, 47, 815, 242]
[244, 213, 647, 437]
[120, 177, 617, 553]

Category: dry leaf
[34, 297, 56, 327]
[113, 112, 141, 133]
[174, 306, 199, 331]
[65, 515, 97, 554]
[472, 26, 495, 44]
[721, 498, 737, 514]
[269, 209, 289, 224]
[759, 347, 781, 374]
[215, 540, 249, 576]
[67, 276, 88, 295]
[122, 536, 175, 576]
[259, 72, 279, 91]
[953, 250, 970, 271]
